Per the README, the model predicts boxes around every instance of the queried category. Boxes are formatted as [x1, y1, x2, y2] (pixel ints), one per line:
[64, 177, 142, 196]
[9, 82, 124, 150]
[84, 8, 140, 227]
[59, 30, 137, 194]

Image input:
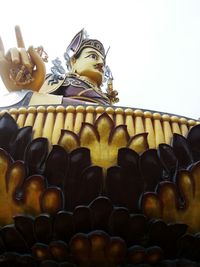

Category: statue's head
[64, 30, 106, 87]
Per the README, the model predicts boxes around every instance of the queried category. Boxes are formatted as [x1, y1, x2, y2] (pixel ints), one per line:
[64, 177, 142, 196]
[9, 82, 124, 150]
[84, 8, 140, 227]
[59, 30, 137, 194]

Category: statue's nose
[98, 63, 104, 68]
[97, 56, 104, 64]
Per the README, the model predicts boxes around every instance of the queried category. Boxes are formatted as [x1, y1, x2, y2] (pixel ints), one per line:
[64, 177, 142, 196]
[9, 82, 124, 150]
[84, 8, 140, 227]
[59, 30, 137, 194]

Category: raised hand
[0, 26, 46, 92]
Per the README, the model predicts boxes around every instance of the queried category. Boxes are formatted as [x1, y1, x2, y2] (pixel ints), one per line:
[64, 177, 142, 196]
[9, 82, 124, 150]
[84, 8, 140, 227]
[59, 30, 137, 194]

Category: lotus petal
[128, 245, 145, 264]
[22, 175, 46, 216]
[109, 125, 129, 147]
[53, 211, 74, 242]
[58, 130, 80, 152]
[140, 149, 163, 191]
[73, 206, 92, 233]
[106, 165, 143, 211]
[157, 181, 179, 220]
[0, 113, 18, 152]
[10, 126, 32, 160]
[158, 144, 178, 180]
[127, 133, 148, 154]
[44, 145, 68, 187]
[64, 148, 91, 210]
[48, 240, 69, 262]
[187, 124, 200, 162]
[32, 242, 51, 261]
[41, 187, 64, 215]
[0, 154, 25, 225]
[141, 192, 162, 219]
[106, 166, 124, 206]
[89, 196, 113, 232]
[145, 245, 163, 265]
[94, 112, 114, 143]
[127, 214, 148, 246]
[172, 134, 193, 169]
[118, 147, 139, 173]
[78, 166, 103, 205]
[69, 233, 91, 263]
[109, 207, 130, 240]
[68, 148, 91, 181]
[148, 219, 168, 246]
[14, 215, 35, 247]
[79, 122, 99, 146]
[88, 230, 110, 264]
[105, 236, 127, 265]
[1, 225, 28, 253]
[24, 138, 49, 175]
[34, 214, 52, 244]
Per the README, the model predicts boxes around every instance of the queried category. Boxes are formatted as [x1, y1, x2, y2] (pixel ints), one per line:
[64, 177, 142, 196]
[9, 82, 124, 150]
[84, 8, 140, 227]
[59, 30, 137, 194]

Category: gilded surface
[0, 26, 118, 106]
[0, 148, 62, 226]
[142, 162, 200, 232]
[59, 112, 148, 169]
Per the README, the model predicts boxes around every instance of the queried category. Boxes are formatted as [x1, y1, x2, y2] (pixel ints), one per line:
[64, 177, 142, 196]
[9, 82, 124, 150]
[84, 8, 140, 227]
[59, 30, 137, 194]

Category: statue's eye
[87, 54, 98, 60]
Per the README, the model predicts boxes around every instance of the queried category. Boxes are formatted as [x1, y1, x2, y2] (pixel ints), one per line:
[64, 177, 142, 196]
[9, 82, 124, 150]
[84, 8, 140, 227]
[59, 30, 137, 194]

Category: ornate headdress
[65, 29, 105, 57]
[64, 29, 105, 70]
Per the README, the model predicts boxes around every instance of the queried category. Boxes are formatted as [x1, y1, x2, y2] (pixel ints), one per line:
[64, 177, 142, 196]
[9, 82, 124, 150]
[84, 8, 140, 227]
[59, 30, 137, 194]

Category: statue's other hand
[0, 26, 46, 92]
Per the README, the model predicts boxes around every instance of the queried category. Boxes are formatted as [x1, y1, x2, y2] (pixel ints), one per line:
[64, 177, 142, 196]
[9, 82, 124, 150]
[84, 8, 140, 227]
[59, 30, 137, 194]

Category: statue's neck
[80, 75, 98, 87]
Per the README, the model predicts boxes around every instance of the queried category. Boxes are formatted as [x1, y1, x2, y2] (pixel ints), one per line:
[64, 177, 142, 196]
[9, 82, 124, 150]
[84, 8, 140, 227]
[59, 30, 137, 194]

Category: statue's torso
[47, 73, 110, 105]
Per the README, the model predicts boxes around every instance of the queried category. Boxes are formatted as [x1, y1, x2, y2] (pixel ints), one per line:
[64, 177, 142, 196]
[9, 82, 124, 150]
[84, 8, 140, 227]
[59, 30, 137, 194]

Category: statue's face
[71, 47, 105, 86]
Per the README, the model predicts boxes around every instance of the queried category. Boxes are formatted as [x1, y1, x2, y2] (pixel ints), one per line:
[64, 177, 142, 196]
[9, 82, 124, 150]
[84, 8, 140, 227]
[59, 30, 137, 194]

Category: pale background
[0, 0, 200, 119]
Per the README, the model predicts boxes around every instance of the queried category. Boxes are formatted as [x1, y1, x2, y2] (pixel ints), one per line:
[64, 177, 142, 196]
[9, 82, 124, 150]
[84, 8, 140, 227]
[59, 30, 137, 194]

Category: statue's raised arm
[0, 26, 46, 92]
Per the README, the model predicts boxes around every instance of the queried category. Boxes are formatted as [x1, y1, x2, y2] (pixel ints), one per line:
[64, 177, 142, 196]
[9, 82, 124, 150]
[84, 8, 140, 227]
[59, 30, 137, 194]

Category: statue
[0, 26, 119, 108]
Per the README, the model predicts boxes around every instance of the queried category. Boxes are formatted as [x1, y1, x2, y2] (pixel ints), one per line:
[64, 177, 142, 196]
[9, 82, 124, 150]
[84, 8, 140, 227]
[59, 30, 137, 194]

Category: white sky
[0, 0, 200, 119]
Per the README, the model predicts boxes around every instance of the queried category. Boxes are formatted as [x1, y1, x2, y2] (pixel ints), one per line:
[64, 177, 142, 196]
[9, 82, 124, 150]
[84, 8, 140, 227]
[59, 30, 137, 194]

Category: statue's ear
[70, 56, 76, 66]
[70, 56, 77, 72]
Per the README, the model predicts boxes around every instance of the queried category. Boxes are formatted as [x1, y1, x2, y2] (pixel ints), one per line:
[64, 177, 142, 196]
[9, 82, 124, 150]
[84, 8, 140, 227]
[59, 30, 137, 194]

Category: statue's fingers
[6, 48, 20, 64]
[28, 46, 46, 90]
[15, 25, 25, 48]
[0, 37, 5, 55]
[20, 48, 33, 72]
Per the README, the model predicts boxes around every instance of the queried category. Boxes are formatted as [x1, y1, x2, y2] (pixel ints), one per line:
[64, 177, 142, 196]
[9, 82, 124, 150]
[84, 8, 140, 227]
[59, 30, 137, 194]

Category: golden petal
[141, 192, 161, 219]
[0, 151, 24, 226]
[109, 125, 129, 147]
[177, 170, 194, 208]
[58, 130, 80, 152]
[95, 113, 114, 143]
[102, 125, 129, 168]
[6, 161, 25, 197]
[22, 175, 46, 216]
[127, 133, 149, 154]
[0, 149, 12, 191]
[79, 122, 99, 147]
[41, 187, 63, 215]
[157, 182, 179, 222]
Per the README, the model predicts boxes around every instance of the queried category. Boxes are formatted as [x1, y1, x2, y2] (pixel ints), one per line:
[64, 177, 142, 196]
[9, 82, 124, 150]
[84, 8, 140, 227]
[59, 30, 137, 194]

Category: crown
[64, 29, 105, 62]
[76, 38, 105, 57]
